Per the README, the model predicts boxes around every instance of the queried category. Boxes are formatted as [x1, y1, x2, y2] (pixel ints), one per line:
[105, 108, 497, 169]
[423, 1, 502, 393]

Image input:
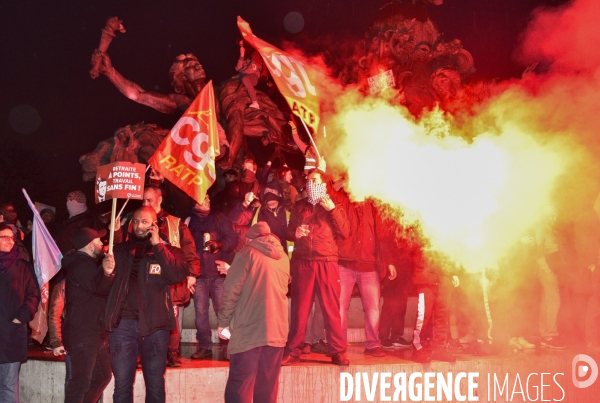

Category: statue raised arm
[92, 51, 206, 114]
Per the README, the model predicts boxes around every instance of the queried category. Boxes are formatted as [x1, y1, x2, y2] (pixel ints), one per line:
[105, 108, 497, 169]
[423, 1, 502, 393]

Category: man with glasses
[0, 223, 40, 402]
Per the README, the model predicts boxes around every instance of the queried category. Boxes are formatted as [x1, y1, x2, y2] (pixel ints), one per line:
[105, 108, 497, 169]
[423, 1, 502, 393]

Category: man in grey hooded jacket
[218, 222, 290, 403]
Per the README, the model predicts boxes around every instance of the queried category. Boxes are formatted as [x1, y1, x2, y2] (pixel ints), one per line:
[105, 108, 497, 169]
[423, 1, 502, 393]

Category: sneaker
[391, 337, 412, 348]
[459, 333, 476, 344]
[518, 337, 536, 349]
[281, 355, 300, 366]
[301, 343, 312, 354]
[381, 338, 394, 349]
[541, 336, 566, 349]
[412, 347, 431, 363]
[446, 338, 464, 351]
[249, 101, 260, 109]
[331, 353, 350, 366]
[430, 348, 456, 363]
[364, 347, 386, 357]
[167, 350, 182, 367]
[470, 341, 498, 356]
[509, 336, 535, 351]
[190, 347, 213, 360]
[311, 339, 329, 354]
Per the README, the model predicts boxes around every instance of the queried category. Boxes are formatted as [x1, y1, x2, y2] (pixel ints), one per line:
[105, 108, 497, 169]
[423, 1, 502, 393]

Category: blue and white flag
[22, 188, 62, 343]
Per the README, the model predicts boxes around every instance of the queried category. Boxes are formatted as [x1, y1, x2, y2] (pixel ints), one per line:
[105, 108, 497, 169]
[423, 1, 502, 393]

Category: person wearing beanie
[0, 223, 40, 402]
[229, 181, 289, 255]
[218, 222, 290, 403]
[61, 227, 114, 403]
[55, 191, 101, 254]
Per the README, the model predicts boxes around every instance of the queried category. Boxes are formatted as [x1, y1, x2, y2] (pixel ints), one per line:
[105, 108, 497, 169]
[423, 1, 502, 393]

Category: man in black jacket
[0, 223, 40, 402]
[62, 227, 115, 403]
[142, 185, 201, 367]
[187, 194, 238, 360]
[105, 207, 189, 403]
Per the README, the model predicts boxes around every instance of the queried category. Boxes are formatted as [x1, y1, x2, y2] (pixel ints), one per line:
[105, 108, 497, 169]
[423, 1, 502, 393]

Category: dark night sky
[0, 0, 563, 220]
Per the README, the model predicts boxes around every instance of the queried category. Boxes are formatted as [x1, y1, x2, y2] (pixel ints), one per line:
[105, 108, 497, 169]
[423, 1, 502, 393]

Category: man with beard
[0, 223, 40, 402]
[141, 186, 200, 367]
[55, 191, 101, 254]
[62, 227, 115, 403]
[104, 207, 189, 403]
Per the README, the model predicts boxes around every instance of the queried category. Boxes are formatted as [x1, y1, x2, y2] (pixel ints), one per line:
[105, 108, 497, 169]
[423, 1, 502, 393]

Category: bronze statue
[88, 17, 290, 170]
[338, 0, 475, 116]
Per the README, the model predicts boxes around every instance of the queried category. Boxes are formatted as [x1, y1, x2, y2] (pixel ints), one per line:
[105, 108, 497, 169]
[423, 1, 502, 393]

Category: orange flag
[237, 16, 321, 134]
[148, 81, 220, 204]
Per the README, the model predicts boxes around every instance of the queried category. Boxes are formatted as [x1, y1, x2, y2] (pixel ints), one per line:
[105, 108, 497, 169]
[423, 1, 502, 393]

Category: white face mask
[307, 181, 327, 205]
[66, 200, 87, 218]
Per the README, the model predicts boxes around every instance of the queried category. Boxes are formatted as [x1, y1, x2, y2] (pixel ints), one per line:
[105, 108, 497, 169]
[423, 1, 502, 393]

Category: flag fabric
[237, 16, 321, 135]
[22, 189, 63, 343]
[148, 80, 220, 205]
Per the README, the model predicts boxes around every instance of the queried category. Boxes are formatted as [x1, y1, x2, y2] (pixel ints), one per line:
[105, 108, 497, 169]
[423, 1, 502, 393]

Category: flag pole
[299, 118, 321, 160]
[116, 198, 129, 220]
[108, 198, 117, 255]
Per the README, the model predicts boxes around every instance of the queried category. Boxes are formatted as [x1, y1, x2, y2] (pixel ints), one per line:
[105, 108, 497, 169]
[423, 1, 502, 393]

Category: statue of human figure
[92, 51, 230, 155]
[92, 49, 287, 168]
[93, 51, 206, 114]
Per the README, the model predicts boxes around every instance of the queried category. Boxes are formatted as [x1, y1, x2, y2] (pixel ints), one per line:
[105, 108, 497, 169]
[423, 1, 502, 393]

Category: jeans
[109, 319, 170, 403]
[538, 258, 561, 338]
[225, 346, 283, 403]
[339, 265, 382, 349]
[168, 305, 180, 352]
[64, 353, 72, 391]
[64, 338, 112, 403]
[241, 74, 259, 103]
[0, 362, 20, 403]
[193, 277, 225, 349]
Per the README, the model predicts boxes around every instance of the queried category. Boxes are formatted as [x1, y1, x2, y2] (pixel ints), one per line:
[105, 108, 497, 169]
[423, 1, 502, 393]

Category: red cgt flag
[237, 16, 321, 135]
[148, 81, 220, 204]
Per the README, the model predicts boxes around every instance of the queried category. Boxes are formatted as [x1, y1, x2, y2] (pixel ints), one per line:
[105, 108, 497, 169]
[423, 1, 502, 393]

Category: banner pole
[299, 118, 321, 160]
[108, 198, 117, 255]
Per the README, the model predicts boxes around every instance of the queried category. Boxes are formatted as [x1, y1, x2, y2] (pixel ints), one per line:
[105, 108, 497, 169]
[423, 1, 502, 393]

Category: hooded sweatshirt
[217, 222, 290, 355]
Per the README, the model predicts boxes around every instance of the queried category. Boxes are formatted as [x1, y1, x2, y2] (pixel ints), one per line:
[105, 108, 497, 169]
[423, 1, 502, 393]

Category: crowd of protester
[1, 144, 600, 403]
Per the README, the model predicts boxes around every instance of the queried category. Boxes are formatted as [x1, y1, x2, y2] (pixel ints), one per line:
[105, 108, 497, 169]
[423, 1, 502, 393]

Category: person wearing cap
[104, 206, 189, 402]
[0, 222, 40, 402]
[61, 227, 115, 403]
[217, 222, 290, 403]
[55, 191, 102, 254]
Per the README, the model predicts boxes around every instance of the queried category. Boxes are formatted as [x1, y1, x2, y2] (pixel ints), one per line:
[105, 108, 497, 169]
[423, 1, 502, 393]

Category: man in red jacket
[281, 169, 351, 366]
